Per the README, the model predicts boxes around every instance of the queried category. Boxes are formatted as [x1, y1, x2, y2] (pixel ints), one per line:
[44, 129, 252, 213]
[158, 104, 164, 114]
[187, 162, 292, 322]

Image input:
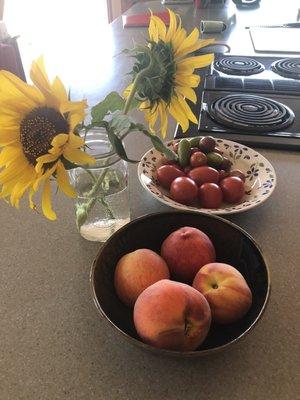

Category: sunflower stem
[76, 166, 116, 230]
[123, 47, 155, 115]
[86, 167, 109, 198]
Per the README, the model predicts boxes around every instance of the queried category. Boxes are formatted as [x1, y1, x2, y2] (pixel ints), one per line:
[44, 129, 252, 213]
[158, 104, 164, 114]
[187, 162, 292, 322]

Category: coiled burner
[271, 58, 300, 80]
[209, 95, 294, 132]
[214, 56, 264, 76]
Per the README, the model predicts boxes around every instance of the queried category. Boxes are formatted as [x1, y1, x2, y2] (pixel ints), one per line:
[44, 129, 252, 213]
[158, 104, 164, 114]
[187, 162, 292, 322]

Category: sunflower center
[133, 41, 176, 106]
[20, 107, 69, 165]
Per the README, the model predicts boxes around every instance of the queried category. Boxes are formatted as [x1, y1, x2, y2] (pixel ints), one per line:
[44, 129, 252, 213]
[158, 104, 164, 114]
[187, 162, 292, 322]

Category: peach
[193, 263, 252, 324]
[161, 227, 216, 283]
[114, 249, 170, 307]
[133, 280, 211, 351]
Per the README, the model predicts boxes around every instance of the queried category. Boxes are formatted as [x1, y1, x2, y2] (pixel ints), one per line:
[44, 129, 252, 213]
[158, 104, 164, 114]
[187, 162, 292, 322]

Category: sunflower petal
[30, 56, 52, 93]
[177, 96, 198, 124]
[60, 100, 87, 116]
[52, 76, 68, 102]
[152, 16, 167, 41]
[177, 54, 214, 71]
[172, 28, 187, 52]
[176, 38, 215, 58]
[168, 98, 189, 132]
[0, 96, 37, 115]
[48, 146, 64, 156]
[68, 133, 85, 148]
[123, 84, 134, 99]
[166, 9, 177, 42]
[149, 13, 159, 43]
[158, 102, 168, 138]
[175, 86, 197, 103]
[175, 27, 199, 57]
[42, 179, 57, 220]
[0, 164, 35, 203]
[175, 73, 200, 88]
[10, 168, 35, 207]
[0, 146, 21, 166]
[28, 187, 37, 210]
[51, 134, 69, 148]
[0, 114, 22, 128]
[0, 70, 44, 106]
[32, 162, 58, 191]
[0, 182, 15, 199]
[68, 111, 85, 132]
[144, 106, 159, 132]
[30, 56, 63, 108]
[35, 153, 59, 173]
[63, 148, 96, 166]
[56, 161, 76, 198]
[0, 157, 28, 184]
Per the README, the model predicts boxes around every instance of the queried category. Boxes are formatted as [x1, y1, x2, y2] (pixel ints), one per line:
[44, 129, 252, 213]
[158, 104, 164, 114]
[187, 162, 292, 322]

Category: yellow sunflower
[124, 9, 214, 138]
[0, 57, 95, 220]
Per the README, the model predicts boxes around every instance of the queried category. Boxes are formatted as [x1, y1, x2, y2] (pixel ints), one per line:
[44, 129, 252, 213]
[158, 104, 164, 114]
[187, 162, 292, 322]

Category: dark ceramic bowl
[90, 211, 270, 357]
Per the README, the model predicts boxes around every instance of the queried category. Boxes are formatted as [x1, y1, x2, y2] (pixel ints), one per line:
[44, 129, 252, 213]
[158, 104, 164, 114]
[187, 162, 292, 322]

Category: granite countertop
[0, 1, 299, 399]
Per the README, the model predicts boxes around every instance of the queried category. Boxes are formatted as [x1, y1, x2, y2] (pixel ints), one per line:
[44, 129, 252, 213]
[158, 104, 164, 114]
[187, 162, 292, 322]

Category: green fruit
[178, 139, 191, 167]
[220, 157, 232, 172]
[189, 137, 200, 148]
[206, 152, 224, 169]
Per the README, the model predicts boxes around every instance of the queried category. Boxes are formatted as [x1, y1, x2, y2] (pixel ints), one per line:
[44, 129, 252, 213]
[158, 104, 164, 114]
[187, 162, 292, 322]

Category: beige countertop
[1, 1, 299, 399]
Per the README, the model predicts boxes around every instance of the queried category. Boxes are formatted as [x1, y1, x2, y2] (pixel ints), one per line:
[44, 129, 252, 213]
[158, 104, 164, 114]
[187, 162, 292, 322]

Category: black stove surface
[200, 91, 300, 138]
[271, 58, 300, 80]
[206, 55, 300, 95]
[174, 54, 300, 150]
[214, 56, 264, 76]
[209, 94, 294, 132]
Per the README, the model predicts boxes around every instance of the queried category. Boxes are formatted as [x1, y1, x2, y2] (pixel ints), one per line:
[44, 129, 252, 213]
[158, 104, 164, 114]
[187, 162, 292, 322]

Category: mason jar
[68, 129, 130, 242]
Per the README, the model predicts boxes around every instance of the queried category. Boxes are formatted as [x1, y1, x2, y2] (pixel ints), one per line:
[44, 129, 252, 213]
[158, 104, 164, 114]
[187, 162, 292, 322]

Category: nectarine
[114, 249, 170, 307]
[133, 280, 211, 351]
[193, 263, 252, 324]
[161, 227, 216, 283]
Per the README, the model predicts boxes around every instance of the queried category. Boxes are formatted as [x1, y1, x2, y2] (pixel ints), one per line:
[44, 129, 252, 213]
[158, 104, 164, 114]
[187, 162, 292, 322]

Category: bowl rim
[137, 137, 277, 215]
[90, 210, 271, 357]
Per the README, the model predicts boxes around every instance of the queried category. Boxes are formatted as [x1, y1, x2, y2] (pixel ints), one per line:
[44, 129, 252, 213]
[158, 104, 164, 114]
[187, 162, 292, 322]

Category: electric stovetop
[175, 54, 300, 150]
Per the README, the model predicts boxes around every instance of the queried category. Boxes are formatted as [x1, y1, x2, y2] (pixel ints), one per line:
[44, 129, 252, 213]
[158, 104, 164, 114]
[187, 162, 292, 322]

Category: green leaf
[107, 129, 139, 164]
[91, 92, 125, 124]
[149, 135, 178, 161]
[109, 111, 133, 134]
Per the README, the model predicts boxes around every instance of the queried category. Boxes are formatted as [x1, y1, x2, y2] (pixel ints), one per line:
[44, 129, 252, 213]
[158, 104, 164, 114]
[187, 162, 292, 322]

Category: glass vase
[68, 130, 130, 242]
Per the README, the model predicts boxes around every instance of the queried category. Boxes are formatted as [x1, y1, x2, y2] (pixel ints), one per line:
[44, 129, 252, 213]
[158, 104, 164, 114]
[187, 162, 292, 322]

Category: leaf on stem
[107, 129, 139, 164]
[109, 110, 133, 134]
[91, 92, 125, 124]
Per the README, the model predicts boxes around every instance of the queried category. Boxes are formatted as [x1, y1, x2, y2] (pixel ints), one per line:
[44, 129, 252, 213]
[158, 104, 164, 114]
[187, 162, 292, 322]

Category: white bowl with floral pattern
[137, 138, 276, 215]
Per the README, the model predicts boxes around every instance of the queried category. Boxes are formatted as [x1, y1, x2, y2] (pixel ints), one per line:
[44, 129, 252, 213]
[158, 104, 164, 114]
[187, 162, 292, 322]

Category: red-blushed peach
[133, 280, 211, 351]
[161, 227, 216, 283]
[114, 249, 170, 307]
[193, 263, 252, 324]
